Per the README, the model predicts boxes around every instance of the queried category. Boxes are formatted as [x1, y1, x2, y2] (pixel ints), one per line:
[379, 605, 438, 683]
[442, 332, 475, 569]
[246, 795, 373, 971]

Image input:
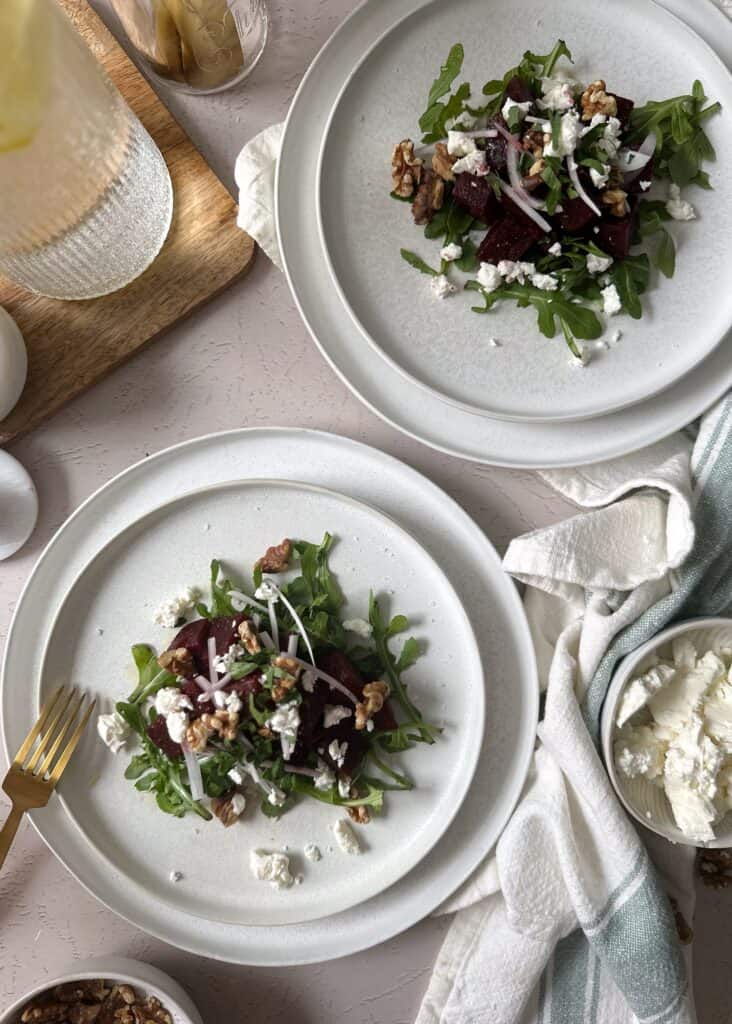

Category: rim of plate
[1, 428, 538, 963]
[277, 0, 732, 466]
[37, 476, 485, 927]
[314, 0, 732, 424]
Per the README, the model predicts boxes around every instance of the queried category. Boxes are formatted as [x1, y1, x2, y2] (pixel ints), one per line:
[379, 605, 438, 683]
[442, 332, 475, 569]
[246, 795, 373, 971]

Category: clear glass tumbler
[109, 0, 268, 95]
[110, 0, 269, 95]
[0, 0, 173, 300]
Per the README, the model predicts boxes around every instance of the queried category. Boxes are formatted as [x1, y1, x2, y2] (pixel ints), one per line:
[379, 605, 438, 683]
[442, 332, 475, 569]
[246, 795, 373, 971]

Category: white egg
[0, 305, 27, 421]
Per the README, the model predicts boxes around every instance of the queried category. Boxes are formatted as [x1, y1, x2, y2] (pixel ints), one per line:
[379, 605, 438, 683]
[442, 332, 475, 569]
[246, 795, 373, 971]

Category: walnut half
[355, 680, 390, 730]
[391, 139, 423, 197]
[431, 142, 455, 182]
[411, 169, 444, 225]
[157, 647, 193, 677]
[256, 538, 292, 573]
[580, 79, 618, 121]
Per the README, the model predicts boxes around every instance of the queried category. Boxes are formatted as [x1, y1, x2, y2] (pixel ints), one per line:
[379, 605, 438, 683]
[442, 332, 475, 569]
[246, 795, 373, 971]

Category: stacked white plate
[277, 0, 732, 468]
[1, 429, 539, 964]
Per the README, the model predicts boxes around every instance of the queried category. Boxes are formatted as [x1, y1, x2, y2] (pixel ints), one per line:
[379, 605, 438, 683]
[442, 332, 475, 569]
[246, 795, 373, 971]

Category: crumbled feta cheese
[601, 283, 622, 316]
[169, 870, 183, 883]
[165, 710, 189, 744]
[586, 253, 613, 274]
[548, 241, 562, 256]
[446, 130, 477, 157]
[530, 272, 559, 291]
[254, 581, 278, 601]
[228, 766, 245, 786]
[502, 97, 532, 122]
[337, 776, 351, 799]
[569, 345, 591, 368]
[153, 587, 200, 628]
[614, 639, 732, 841]
[304, 842, 322, 862]
[451, 149, 488, 176]
[439, 242, 463, 262]
[366, 719, 375, 732]
[249, 849, 294, 889]
[333, 818, 362, 855]
[323, 704, 353, 729]
[589, 163, 611, 189]
[266, 702, 301, 760]
[328, 739, 348, 768]
[213, 642, 245, 676]
[596, 117, 622, 159]
[497, 260, 535, 284]
[313, 764, 336, 791]
[640, 180, 652, 192]
[611, 329, 622, 344]
[431, 274, 457, 300]
[666, 183, 695, 221]
[301, 670, 316, 693]
[236, 759, 287, 806]
[229, 792, 247, 816]
[543, 110, 580, 158]
[213, 689, 243, 713]
[477, 262, 503, 293]
[342, 618, 372, 639]
[154, 687, 193, 717]
[538, 72, 577, 111]
[96, 712, 130, 754]
[488, 337, 501, 348]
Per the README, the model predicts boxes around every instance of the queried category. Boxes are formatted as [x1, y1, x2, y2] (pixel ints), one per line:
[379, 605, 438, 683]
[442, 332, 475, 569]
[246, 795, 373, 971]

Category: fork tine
[47, 699, 96, 787]
[24, 688, 77, 772]
[13, 686, 66, 767]
[37, 692, 85, 777]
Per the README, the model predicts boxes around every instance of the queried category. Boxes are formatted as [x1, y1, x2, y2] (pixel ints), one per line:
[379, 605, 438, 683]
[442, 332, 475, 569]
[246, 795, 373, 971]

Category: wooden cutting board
[0, 0, 256, 445]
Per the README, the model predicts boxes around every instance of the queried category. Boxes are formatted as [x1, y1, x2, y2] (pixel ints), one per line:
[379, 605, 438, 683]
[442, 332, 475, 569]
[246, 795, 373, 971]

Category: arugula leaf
[126, 645, 175, 704]
[629, 82, 720, 187]
[655, 229, 676, 278]
[424, 204, 450, 240]
[610, 255, 650, 319]
[455, 237, 478, 272]
[418, 44, 469, 144]
[426, 42, 464, 108]
[400, 249, 439, 276]
[289, 774, 385, 813]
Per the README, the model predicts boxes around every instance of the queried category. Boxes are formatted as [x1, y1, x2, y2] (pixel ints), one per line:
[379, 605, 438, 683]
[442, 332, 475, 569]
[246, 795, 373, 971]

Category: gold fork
[0, 687, 95, 870]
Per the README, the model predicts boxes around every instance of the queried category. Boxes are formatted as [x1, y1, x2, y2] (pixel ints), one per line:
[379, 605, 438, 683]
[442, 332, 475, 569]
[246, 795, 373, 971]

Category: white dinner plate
[1, 429, 538, 963]
[39, 479, 485, 927]
[278, 0, 732, 466]
[317, 0, 732, 422]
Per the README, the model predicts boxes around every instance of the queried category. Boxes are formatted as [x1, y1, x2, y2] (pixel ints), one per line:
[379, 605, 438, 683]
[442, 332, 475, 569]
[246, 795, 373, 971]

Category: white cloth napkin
[234, 122, 284, 269]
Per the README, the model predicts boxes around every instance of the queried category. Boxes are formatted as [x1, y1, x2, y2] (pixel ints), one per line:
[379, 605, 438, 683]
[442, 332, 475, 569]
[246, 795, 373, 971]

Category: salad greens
[110, 534, 439, 823]
[393, 40, 720, 358]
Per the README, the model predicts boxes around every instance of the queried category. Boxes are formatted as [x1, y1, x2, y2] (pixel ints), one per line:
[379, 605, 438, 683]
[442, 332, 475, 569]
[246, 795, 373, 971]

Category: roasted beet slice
[316, 717, 368, 777]
[178, 679, 210, 719]
[290, 678, 331, 764]
[477, 211, 544, 264]
[147, 714, 182, 759]
[504, 75, 534, 104]
[452, 173, 501, 223]
[597, 213, 635, 259]
[168, 619, 210, 675]
[374, 699, 398, 732]
[225, 670, 262, 702]
[318, 650, 364, 698]
[613, 94, 634, 128]
[211, 613, 247, 658]
[555, 195, 599, 234]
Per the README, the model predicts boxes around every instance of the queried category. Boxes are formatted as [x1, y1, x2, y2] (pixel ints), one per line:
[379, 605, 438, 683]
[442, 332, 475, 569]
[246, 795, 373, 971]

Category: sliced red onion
[288, 634, 298, 657]
[566, 155, 602, 217]
[207, 636, 217, 688]
[498, 180, 552, 232]
[267, 598, 279, 652]
[182, 742, 205, 801]
[524, 115, 550, 127]
[284, 764, 319, 778]
[228, 589, 269, 614]
[506, 145, 545, 210]
[193, 671, 231, 699]
[492, 121, 523, 152]
[259, 631, 275, 650]
[289, 656, 358, 704]
[268, 585, 315, 665]
[618, 132, 656, 183]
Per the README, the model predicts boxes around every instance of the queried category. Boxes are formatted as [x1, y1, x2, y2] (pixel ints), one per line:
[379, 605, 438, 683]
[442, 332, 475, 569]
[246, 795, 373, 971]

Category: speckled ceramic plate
[36, 479, 484, 928]
[316, 0, 732, 422]
[279, 0, 732, 465]
[1, 430, 538, 962]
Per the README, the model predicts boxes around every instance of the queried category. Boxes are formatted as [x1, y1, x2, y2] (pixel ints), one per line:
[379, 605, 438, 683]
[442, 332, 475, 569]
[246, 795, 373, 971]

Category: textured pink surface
[1, 2, 730, 1020]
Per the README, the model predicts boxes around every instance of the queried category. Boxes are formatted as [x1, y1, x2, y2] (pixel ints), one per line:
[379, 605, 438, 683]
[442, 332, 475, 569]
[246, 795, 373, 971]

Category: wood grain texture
[0, 0, 255, 445]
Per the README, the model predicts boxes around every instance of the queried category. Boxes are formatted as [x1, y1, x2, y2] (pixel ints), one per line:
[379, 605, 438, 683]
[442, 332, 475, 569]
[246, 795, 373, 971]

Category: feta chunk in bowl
[600, 618, 732, 848]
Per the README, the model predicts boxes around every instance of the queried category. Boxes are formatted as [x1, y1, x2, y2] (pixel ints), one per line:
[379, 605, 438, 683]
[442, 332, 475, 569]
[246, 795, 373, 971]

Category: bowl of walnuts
[1, 957, 203, 1024]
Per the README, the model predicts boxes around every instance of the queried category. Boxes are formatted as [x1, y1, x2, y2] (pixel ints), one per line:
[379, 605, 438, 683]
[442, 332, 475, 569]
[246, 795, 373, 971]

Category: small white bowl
[0, 957, 203, 1024]
[601, 616, 732, 848]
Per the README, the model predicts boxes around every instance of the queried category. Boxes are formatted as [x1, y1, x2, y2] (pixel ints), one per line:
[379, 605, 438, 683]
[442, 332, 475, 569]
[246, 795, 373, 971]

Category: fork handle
[0, 803, 24, 871]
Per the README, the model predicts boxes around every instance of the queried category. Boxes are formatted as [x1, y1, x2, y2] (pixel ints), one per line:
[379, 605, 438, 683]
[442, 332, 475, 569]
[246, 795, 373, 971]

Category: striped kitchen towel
[417, 396, 732, 1024]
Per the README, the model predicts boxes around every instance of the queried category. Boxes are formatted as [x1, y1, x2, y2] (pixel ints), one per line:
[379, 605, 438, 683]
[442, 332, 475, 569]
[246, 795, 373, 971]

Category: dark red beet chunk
[555, 196, 599, 234]
[291, 678, 331, 764]
[318, 650, 364, 698]
[452, 173, 501, 223]
[225, 671, 262, 702]
[210, 613, 247, 659]
[477, 212, 544, 264]
[316, 716, 368, 777]
[613, 95, 634, 128]
[597, 214, 635, 259]
[483, 132, 508, 173]
[504, 75, 533, 104]
[179, 679, 209, 719]
[168, 619, 209, 675]
[147, 714, 182, 759]
[626, 157, 654, 195]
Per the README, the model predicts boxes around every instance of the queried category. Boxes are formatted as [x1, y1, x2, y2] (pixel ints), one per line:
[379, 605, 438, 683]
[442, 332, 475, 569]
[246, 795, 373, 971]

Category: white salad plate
[1, 428, 538, 964]
[38, 478, 485, 927]
[316, 0, 732, 423]
[278, 0, 732, 466]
